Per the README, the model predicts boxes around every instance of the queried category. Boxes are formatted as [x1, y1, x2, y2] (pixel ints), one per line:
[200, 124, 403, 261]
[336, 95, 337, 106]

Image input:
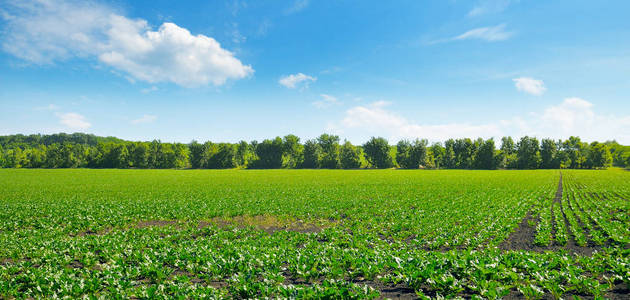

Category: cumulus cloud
[131, 114, 157, 124]
[279, 73, 316, 89]
[338, 101, 501, 141]
[454, 24, 513, 42]
[312, 94, 340, 109]
[57, 112, 91, 130]
[468, 0, 515, 17]
[1, 0, 253, 87]
[332, 98, 630, 143]
[513, 77, 546, 96]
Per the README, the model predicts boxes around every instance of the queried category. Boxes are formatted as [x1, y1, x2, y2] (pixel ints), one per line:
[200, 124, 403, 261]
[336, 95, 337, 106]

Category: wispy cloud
[454, 24, 513, 42]
[56, 112, 91, 130]
[2, 0, 253, 87]
[131, 114, 157, 124]
[35, 104, 59, 111]
[312, 94, 341, 109]
[468, 0, 516, 17]
[284, 0, 310, 15]
[279, 73, 316, 89]
[141, 86, 158, 94]
[428, 24, 513, 44]
[513, 77, 546, 96]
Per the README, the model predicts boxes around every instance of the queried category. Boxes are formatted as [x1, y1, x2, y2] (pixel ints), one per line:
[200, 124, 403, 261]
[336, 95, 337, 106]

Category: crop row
[0, 169, 627, 298]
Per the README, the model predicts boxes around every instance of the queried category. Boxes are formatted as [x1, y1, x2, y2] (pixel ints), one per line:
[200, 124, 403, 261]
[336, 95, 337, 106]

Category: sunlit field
[0, 169, 628, 298]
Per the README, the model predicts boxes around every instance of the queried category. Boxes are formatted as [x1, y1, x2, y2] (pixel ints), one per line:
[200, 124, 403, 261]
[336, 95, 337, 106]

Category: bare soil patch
[75, 227, 111, 237]
[135, 220, 179, 229]
[69, 259, 84, 269]
[199, 215, 328, 234]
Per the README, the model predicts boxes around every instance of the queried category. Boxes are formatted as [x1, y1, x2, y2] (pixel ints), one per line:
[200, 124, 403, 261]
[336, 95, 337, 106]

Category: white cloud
[284, 0, 310, 15]
[312, 94, 340, 109]
[468, 0, 515, 17]
[279, 73, 316, 89]
[454, 24, 513, 42]
[338, 101, 501, 142]
[332, 98, 630, 143]
[131, 114, 157, 124]
[57, 112, 91, 130]
[513, 77, 546, 96]
[2, 0, 253, 87]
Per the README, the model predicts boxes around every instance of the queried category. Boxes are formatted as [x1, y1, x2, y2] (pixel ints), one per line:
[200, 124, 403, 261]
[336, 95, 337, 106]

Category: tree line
[1, 133, 628, 170]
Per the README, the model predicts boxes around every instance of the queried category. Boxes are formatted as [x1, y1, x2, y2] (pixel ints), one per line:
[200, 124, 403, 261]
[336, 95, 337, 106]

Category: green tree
[282, 134, 303, 168]
[235, 141, 253, 168]
[443, 139, 456, 168]
[25, 145, 46, 168]
[517, 136, 541, 169]
[250, 137, 284, 169]
[474, 139, 497, 169]
[363, 137, 394, 169]
[429, 143, 445, 169]
[317, 134, 341, 169]
[189, 141, 206, 168]
[207, 143, 235, 169]
[302, 139, 321, 168]
[453, 138, 474, 169]
[397, 139, 428, 169]
[540, 138, 559, 169]
[340, 140, 362, 169]
[588, 142, 612, 169]
[173, 143, 190, 168]
[130, 142, 149, 168]
[562, 136, 587, 169]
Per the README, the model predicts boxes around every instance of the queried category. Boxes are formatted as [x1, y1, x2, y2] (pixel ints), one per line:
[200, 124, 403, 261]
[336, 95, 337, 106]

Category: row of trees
[1, 133, 627, 170]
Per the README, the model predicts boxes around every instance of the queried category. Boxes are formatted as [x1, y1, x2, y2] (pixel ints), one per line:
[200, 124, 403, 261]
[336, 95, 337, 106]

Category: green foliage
[340, 140, 362, 169]
[250, 137, 284, 169]
[282, 135, 303, 169]
[396, 139, 428, 169]
[0, 133, 626, 170]
[363, 137, 394, 168]
[587, 142, 612, 169]
[302, 139, 321, 169]
[473, 138, 497, 169]
[429, 143, 445, 169]
[517, 136, 541, 169]
[540, 138, 559, 169]
[317, 134, 341, 169]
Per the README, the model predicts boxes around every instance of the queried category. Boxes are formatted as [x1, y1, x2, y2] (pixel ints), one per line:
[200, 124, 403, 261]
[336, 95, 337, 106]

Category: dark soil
[69, 259, 84, 269]
[499, 173, 602, 256]
[361, 280, 418, 299]
[498, 210, 538, 251]
[76, 227, 111, 237]
[606, 282, 630, 300]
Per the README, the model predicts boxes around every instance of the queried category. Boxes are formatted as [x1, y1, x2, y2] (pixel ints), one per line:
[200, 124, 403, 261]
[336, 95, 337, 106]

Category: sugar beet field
[0, 169, 628, 299]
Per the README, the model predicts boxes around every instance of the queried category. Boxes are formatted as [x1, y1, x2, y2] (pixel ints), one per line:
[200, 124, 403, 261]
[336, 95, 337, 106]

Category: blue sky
[1, 0, 629, 144]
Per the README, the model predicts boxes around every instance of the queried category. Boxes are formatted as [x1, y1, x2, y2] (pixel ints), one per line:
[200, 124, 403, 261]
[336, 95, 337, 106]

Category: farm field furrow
[0, 169, 628, 299]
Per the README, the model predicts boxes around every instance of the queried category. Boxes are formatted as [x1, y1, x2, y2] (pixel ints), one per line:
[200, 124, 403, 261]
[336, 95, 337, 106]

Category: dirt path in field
[499, 172, 598, 255]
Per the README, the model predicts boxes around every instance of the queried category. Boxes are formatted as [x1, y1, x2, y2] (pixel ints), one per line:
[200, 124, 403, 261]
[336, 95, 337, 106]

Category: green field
[0, 169, 628, 299]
